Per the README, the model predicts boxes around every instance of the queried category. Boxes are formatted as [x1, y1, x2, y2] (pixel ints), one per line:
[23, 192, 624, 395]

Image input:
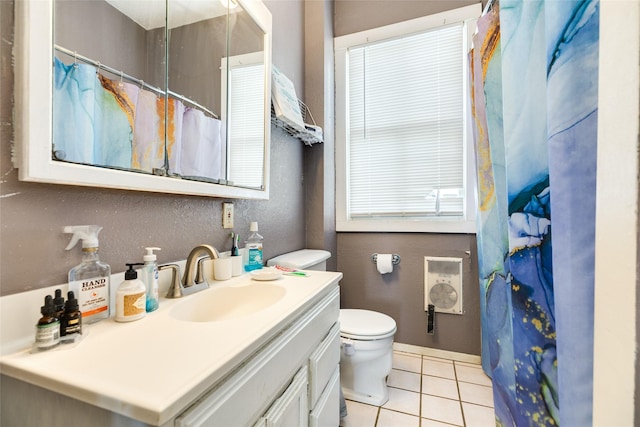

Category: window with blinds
[226, 56, 265, 189]
[335, 4, 479, 233]
[348, 24, 464, 218]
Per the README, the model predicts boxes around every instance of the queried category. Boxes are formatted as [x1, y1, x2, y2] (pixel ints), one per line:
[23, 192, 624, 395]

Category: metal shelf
[270, 99, 323, 146]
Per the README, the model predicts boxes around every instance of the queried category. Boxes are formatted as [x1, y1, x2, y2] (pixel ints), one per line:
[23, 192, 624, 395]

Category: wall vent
[424, 256, 463, 315]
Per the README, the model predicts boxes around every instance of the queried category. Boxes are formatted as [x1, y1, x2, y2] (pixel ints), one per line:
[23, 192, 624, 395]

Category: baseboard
[393, 342, 482, 365]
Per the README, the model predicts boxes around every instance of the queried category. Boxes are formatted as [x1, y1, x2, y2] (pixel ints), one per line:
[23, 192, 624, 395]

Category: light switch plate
[223, 203, 234, 229]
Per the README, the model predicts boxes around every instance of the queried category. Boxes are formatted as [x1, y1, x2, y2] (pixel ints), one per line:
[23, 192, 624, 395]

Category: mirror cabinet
[15, 0, 272, 199]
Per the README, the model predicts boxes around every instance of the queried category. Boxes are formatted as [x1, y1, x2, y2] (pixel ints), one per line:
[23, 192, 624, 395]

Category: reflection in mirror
[53, 0, 167, 174]
[224, 3, 266, 189]
[167, 0, 228, 184]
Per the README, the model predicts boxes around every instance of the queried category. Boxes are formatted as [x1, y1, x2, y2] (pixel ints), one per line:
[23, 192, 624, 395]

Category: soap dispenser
[142, 247, 161, 313]
[116, 263, 146, 322]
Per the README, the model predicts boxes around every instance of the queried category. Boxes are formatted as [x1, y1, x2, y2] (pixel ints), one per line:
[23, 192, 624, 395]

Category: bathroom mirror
[14, 0, 271, 199]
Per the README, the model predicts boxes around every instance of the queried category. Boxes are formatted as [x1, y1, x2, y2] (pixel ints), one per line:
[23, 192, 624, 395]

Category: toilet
[339, 309, 396, 405]
[267, 249, 398, 406]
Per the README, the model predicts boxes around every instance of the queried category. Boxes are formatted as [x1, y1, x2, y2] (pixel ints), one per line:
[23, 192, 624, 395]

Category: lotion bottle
[64, 225, 111, 324]
[142, 247, 161, 313]
[116, 263, 146, 322]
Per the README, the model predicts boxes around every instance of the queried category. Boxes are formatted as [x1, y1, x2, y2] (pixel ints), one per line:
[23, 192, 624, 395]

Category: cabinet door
[309, 368, 340, 427]
[264, 367, 309, 427]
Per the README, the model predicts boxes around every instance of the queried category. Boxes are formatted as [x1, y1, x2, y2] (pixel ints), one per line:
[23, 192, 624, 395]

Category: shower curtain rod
[54, 45, 219, 119]
[482, 0, 495, 16]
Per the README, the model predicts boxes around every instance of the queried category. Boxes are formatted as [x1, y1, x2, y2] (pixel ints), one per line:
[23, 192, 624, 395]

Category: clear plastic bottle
[244, 222, 264, 271]
[64, 226, 111, 324]
[142, 247, 161, 313]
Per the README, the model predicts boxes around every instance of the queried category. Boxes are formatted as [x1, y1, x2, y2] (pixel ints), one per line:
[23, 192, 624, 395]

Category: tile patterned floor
[340, 350, 495, 427]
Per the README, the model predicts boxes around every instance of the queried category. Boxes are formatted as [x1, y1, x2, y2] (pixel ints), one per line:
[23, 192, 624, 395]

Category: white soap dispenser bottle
[142, 247, 161, 313]
[116, 263, 146, 322]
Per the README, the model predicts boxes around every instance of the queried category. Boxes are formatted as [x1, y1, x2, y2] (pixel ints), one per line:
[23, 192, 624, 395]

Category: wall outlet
[223, 203, 234, 229]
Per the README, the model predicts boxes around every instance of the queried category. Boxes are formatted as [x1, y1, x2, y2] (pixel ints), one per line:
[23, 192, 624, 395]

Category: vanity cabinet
[0, 275, 341, 427]
[175, 287, 340, 427]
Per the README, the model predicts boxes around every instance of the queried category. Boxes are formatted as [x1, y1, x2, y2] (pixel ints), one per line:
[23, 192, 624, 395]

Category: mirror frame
[14, 0, 272, 200]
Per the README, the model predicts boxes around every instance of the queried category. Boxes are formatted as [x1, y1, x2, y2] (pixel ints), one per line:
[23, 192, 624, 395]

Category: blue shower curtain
[469, 1, 599, 425]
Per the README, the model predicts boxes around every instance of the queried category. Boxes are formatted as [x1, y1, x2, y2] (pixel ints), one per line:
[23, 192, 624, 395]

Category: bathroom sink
[169, 283, 286, 322]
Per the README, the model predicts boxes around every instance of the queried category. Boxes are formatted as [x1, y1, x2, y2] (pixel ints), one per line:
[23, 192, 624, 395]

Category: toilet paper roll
[376, 254, 394, 274]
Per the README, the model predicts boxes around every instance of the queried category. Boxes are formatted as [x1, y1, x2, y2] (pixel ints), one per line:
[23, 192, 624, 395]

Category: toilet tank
[267, 249, 331, 271]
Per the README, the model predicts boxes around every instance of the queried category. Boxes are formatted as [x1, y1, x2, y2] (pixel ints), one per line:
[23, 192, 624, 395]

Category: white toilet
[339, 309, 396, 405]
[267, 249, 398, 406]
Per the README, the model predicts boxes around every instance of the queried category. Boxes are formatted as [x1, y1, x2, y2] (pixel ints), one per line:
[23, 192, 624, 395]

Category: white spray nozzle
[64, 225, 103, 250]
[144, 247, 161, 262]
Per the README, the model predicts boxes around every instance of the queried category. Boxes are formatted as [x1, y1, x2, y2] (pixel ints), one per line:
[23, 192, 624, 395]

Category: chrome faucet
[183, 244, 219, 288]
[161, 244, 219, 298]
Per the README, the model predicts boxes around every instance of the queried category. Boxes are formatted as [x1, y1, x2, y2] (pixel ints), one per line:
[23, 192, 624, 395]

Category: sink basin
[169, 283, 286, 322]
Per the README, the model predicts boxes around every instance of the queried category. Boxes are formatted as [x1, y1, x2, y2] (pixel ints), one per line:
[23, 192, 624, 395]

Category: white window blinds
[347, 23, 465, 219]
[228, 63, 265, 189]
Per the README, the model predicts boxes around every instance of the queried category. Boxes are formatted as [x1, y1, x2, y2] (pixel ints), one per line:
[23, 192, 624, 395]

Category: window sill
[336, 218, 477, 233]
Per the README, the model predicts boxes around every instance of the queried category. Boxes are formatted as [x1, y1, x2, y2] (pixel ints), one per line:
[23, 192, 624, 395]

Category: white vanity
[0, 270, 342, 426]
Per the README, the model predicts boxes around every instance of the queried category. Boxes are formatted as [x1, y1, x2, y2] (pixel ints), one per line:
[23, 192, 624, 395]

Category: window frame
[334, 4, 480, 233]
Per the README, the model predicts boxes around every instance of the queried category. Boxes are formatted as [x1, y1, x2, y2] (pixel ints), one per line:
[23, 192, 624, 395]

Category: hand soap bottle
[64, 225, 111, 324]
[116, 263, 146, 322]
[142, 247, 161, 313]
[244, 222, 263, 271]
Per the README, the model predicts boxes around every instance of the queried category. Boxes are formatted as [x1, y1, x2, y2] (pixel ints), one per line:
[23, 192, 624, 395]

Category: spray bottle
[64, 225, 111, 324]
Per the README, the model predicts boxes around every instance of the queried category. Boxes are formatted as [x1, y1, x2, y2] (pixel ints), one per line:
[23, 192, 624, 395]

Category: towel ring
[371, 253, 401, 265]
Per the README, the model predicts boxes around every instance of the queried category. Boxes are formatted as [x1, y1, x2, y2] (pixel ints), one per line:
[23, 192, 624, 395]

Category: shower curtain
[469, 1, 599, 425]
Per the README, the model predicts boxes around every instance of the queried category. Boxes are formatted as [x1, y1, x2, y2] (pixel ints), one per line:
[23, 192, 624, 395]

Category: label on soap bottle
[123, 292, 145, 317]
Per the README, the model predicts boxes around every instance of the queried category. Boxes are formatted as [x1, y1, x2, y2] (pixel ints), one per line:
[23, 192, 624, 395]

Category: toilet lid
[340, 309, 397, 340]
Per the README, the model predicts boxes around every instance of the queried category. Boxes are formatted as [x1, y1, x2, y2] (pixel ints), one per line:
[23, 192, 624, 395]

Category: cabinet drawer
[308, 323, 340, 408]
[309, 367, 340, 427]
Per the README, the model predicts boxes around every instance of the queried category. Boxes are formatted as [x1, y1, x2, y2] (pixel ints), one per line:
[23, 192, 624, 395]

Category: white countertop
[0, 270, 342, 425]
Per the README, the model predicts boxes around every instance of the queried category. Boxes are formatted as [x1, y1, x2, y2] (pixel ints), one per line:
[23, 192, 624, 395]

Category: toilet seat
[340, 309, 397, 340]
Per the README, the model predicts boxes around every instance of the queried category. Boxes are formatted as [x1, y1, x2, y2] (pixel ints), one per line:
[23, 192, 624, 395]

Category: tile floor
[340, 350, 495, 427]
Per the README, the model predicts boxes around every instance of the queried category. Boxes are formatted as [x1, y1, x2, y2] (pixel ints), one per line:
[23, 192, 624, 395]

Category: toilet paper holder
[371, 253, 401, 265]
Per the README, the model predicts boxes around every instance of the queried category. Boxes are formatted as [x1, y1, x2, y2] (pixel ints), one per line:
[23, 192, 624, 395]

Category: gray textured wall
[337, 233, 480, 355]
[0, 0, 307, 295]
[334, 0, 480, 37]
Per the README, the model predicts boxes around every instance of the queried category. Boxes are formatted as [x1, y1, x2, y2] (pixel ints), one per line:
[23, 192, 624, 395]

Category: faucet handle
[159, 264, 183, 298]
[195, 257, 210, 284]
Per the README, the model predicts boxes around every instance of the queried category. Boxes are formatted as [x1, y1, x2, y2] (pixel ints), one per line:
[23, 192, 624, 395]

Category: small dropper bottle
[61, 291, 82, 340]
[35, 295, 60, 350]
[53, 289, 65, 321]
